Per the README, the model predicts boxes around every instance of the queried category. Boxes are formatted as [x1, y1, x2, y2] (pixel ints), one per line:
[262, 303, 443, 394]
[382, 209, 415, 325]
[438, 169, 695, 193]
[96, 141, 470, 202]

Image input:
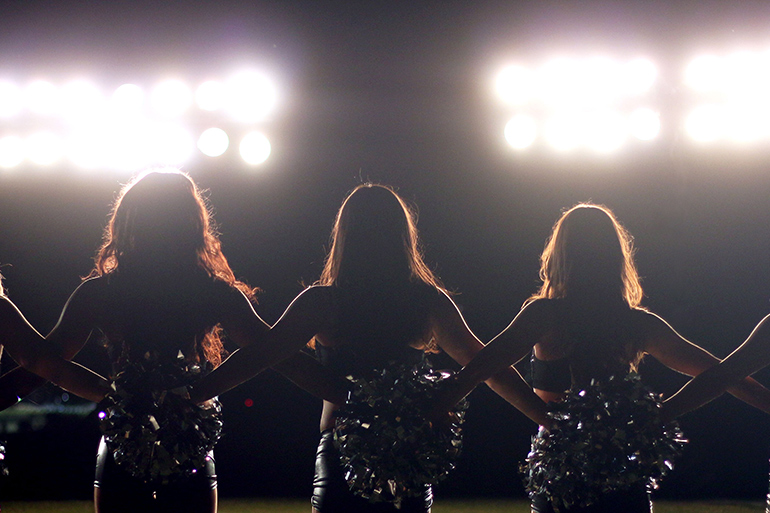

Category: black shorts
[94, 437, 217, 513]
[312, 430, 433, 513]
[530, 485, 652, 513]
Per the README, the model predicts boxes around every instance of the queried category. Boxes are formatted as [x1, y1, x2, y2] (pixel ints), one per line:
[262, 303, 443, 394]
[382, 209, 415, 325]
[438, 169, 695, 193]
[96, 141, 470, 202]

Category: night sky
[2, 0, 770, 502]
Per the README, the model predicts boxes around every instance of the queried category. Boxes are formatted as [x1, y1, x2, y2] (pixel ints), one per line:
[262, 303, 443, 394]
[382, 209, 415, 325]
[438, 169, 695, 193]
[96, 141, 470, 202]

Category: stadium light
[0, 81, 23, 118]
[239, 131, 271, 165]
[197, 128, 229, 157]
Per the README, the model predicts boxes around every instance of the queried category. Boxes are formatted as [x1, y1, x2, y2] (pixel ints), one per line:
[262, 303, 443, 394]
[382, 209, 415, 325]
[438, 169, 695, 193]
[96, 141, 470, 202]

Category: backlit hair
[89, 169, 254, 365]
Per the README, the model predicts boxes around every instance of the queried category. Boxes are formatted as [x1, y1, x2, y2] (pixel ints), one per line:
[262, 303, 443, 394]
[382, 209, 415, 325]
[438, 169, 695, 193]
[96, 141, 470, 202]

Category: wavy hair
[89, 169, 254, 366]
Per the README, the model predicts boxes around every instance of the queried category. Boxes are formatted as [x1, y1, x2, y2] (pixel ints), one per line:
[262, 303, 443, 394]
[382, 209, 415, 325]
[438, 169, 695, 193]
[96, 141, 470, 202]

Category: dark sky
[3, 0, 770, 502]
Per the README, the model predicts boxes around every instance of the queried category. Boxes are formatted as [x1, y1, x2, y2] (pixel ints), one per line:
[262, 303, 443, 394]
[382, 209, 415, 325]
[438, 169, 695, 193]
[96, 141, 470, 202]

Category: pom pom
[333, 359, 468, 507]
[521, 373, 687, 511]
[0, 440, 8, 476]
[99, 351, 223, 484]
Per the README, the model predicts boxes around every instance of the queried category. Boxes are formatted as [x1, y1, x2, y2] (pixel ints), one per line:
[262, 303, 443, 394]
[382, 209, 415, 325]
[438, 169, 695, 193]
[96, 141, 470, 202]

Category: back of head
[536, 203, 642, 308]
[104, 170, 207, 273]
[321, 184, 437, 288]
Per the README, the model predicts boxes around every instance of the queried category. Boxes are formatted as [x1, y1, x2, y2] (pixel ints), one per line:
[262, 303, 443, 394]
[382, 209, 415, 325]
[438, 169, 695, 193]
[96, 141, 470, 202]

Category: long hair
[531, 203, 643, 307]
[317, 184, 443, 350]
[89, 169, 254, 366]
[529, 203, 645, 369]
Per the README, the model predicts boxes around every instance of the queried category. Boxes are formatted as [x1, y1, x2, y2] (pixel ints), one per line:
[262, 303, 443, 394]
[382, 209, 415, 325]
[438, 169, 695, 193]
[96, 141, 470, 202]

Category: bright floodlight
[621, 58, 657, 95]
[504, 114, 537, 149]
[25, 80, 59, 115]
[68, 130, 110, 169]
[239, 131, 271, 164]
[685, 104, 727, 142]
[226, 71, 277, 123]
[539, 58, 579, 108]
[685, 55, 723, 92]
[0, 81, 23, 118]
[496, 65, 536, 105]
[0, 136, 24, 168]
[629, 107, 661, 140]
[544, 115, 581, 151]
[584, 110, 626, 152]
[151, 80, 193, 117]
[196, 81, 226, 111]
[26, 131, 64, 165]
[60, 80, 104, 125]
[197, 128, 229, 157]
[111, 84, 145, 115]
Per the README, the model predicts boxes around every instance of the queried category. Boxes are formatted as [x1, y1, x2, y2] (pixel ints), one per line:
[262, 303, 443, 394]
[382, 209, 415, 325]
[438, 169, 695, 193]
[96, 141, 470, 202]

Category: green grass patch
[0, 499, 764, 513]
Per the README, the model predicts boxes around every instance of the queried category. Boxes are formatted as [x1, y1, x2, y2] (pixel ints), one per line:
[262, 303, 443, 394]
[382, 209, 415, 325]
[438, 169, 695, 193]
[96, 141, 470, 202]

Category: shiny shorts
[530, 485, 652, 513]
[94, 437, 217, 513]
[312, 429, 433, 513]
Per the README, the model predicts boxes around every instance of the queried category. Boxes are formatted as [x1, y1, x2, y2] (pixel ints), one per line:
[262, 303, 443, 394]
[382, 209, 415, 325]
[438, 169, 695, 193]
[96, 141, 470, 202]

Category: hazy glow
[0, 81, 23, 118]
[226, 71, 277, 122]
[60, 80, 104, 125]
[196, 81, 226, 111]
[111, 84, 145, 114]
[728, 108, 769, 142]
[239, 131, 271, 164]
[68, 130, 110, 169]
[686, 105, 727, 142]
[198, 128, 229, 157]
[0, 136, 24, 168]
[496, 65, 536, 105]
[26, 131, 64, 165]
[25, 80, 59, 115]
[504, 114, 537, 149]
[151, 80, 193, 117]
[629, 108, 661, 140]
[544, 115, 582, 151]
[148, 123, 194, 164]
[621, 58, 657, 95]
[585, 110, 627, 152]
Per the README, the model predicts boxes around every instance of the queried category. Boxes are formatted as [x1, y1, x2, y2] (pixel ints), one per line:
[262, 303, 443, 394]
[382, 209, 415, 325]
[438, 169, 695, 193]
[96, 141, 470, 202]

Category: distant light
[544, 115, 581, 151]
[585, 110, 626, 152]
[197, 128, 229, 157]
[111, 84, 145, 115]
[26, 131, 64, 165]
[504, 114, 537, 149]
[196, 80, 226, 111]
[226, 71, 277, 122]
[0, 136, 24, 168]
[61, 393, 70, 402]
[98, 411, 106, 419]
[239, 131, 271, 164]
[0, 81, 23, 118]
[60, 80, 104, 125]
[686, 104, 727, 142]
[539, 58, 579, 108]
[629, 108, 661, 141]
[621, 58, 657, 95]
[25, 80, 59, 115]
[496, 65, 536, 105]
[244, 398, 254, 408]
[151, 80, 193, 117]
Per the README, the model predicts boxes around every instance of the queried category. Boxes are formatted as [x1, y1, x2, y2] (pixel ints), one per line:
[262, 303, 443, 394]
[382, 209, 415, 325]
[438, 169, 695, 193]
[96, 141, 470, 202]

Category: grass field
[0, 499, 765, 513]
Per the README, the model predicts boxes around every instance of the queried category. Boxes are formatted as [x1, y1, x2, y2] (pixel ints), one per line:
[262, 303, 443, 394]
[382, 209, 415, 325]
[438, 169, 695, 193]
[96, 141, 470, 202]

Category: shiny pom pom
[521, 373, 687, 511]
[99, 352, 223, 484]
[334, 359, 468, 507]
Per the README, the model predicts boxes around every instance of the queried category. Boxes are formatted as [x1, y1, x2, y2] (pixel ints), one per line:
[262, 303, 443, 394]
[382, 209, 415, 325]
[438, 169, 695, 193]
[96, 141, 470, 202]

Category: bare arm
[642, 310, 770, 414]
[1, 282, 111, 403]
[432, 293, 548, 425]
[663, 314, 770, 420]
[191, 286, 336, 403]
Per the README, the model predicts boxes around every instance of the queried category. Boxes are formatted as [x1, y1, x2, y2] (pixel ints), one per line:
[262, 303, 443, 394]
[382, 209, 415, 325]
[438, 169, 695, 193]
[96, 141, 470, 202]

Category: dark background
[2, 0, 770, 502]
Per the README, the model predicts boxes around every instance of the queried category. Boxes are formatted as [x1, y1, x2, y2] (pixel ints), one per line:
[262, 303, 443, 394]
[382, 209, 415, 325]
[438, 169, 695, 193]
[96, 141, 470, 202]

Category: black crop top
[530, 353, 572, 393]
